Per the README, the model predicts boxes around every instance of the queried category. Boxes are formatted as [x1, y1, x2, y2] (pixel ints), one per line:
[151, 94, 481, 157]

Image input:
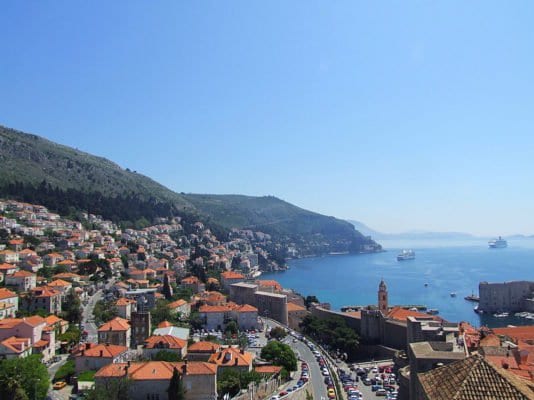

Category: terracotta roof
[208, 347, 254, 367]
[494, 326, 534, 343]
[168, 299, 188, 308]
[0, 288, 17, 300]
[157, 321, 174, 328]
[0, 336, 31, 353]
[0, 301, 14, 310]
[95, 361, 216, 379]
[235, 304, 258, 313]
[52, 272, 81, 279]
[45, 315, 67, 325]
[115, 297, 136, 306]
[0, 263, 16, 271]
[144, 335, 186, 350]
[9, 270, 35, 278]
[48, 279, 71, 287]
[480, 334, 502, 347]
[255, 365, 283, 374]
[31, 287, 60, 298]
[98, 317, 130, 332]
[221, 271, 245, 280]
[257, 280, 282, 291]
[387, 306, 441, 322]
[76, 343, 128, 358]
[181, 276, 199, 285]
[199, 305, 230, 313]
[418, 354, 534, 399]
[287, 302, 307, 312]
[33, 339, 49, 348]
[188, 341, 221, 353]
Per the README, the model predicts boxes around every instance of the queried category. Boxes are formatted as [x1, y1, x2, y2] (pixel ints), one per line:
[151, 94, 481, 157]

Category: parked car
[53, 381, 67, 390]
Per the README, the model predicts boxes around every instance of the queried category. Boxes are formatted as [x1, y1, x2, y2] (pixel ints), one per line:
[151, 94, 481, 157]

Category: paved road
[82, 279, 115, 342]
[264, 319, 327, 400]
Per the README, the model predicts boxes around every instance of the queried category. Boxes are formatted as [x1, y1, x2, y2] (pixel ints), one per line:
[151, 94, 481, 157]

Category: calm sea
[262, 238, 534, 328]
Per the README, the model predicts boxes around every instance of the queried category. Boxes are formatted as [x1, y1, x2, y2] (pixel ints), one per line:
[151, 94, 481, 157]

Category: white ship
[488, 236, 507, 249]
[397, 249, 415, 261]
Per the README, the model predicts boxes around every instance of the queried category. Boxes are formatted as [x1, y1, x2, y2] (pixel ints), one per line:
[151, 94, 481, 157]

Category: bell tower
[378, 279, 388, 315]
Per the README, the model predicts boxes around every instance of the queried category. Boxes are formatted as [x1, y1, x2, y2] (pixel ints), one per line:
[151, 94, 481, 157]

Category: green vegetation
[54, 360, 75, 382]
[304, 295, 320, 308]
[84, 378, 131, 400]
[93, 300, 118, 325]
[167, 367, 186, 400]
[77, 370, 96, 382]
[269, 326, 287, 340]
[217, 369, 262, 398]
[57, 325, 82, 346]
[260, 341, 297, 374]
[152, 350, 182, 362]
[151, 299, 182, 327]
[299, 315, 359, 359]
[0, 125, 380, 255]
[61, 289, 82, 324]
[0, 355, 50, 400]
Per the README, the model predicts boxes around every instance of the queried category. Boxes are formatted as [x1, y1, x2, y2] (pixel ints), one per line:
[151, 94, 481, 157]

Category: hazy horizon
[2, 2, 534, 236]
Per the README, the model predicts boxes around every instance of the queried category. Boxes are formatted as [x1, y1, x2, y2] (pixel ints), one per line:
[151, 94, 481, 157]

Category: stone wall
[479, 281, 534, 313]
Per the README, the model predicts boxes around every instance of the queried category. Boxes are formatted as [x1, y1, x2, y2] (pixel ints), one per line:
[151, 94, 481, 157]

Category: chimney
[234, 358, 238, 366]
[81, 349, 85, 356]
[240, 348, 244, 355]
[86, 343, 91, 349]
[181, 363, 187, 375]
[100, 350, 103, 357]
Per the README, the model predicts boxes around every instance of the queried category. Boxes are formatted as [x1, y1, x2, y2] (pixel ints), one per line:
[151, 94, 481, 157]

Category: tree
[260, 341, 297, 372]
[85, 378, 131, 400]
[224, 320, 238, 335]
[62, 288, 82, 324]
[299, 315, 359, 358]
[162, 273, 173, 300]
[167, 367, 186, 400]
[151, 299, 175, 327]
[54, 360, 75, 382]
[152, 350, 182, 362]
[304, 295, 319, 308]
[93, 300, 118, 324]
[269, 326, 287, 340]
[0, 355, 50, 400]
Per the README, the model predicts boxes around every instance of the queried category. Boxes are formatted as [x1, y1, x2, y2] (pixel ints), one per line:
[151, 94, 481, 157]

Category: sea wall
[478, 280, 534, 313]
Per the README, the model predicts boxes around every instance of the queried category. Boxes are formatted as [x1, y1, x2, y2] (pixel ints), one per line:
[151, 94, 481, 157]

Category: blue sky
[2, 1, 534, 236]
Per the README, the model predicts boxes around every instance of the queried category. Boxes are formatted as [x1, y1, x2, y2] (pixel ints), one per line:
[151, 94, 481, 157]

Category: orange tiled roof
[199, 305, 230, 313]
[115, 298, 136, 306]
[0, 263, 16, 271]
[188, 341, 221, 353]
[45, 315, 66, 325]
[181, 276, 199, 285]
[168, 299, 188, 309]
[208, 347, 254, 367]
[493, 326, 534, 343]
[98, 317, 130, 332]
[31, 287, 60, 298]
[235, 304, 258, 313]
[255, 365, 282, 374]
[77, 343, 128, 358]
[0, 336, 31, 353]
[480, 334, 501, 347]
[144, 335, 186, 350]
[52, 272, 81, 279]
[47, 279, 71, 287]
[9, 270, 35, 278]
[157, 321, 174, 328]
[221, 271, 245, 280]
[95, 361, 216, 379]
[387, 306, 441, 322]
[0, 288, 17, 300]
[257, 280, 282, 291]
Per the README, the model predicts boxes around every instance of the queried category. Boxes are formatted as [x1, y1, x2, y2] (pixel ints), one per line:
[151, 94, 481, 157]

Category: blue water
[262, 239, 534, 328]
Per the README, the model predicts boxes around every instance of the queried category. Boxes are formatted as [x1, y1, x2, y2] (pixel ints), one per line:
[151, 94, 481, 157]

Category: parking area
[337, 362, 399, 400]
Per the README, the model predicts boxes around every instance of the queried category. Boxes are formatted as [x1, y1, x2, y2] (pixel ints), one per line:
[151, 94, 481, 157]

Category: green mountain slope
[0, 125, 381, 255]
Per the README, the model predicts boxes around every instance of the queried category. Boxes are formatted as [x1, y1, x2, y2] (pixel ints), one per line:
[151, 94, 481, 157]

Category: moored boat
[397, 249, 415, 261]
[488, 236, 507, 249]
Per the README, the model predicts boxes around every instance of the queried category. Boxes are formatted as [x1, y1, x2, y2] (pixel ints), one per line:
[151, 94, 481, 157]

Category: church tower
[378, 279, 388, 315]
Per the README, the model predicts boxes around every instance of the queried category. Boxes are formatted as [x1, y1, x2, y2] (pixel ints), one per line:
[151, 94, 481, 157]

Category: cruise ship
[488, 236, 507, 249]
[397, 249, 415, 261]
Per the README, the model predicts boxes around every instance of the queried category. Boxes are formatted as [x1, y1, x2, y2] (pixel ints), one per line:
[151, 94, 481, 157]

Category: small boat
[493, 312, 509, 318]
[424, 283, 428, 287]
[427, 309, 439, 315]
[464, 293, 480, 302]
[397, 249, 415, 261]
[488, 236, 507, 249]
[450, 292, 457, 297]
[474, 306, 483, 314]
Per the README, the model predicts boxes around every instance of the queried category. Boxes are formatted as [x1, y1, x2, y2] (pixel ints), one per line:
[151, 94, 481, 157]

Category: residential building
[0, 336, 32, 359]
[187, 341, 221, 362]
[220, 271, 245, 291]
[0, 288, 18, 318]
[208, 346, 254, 373]
[28, 287, 62, 314]
[94, 361, 218, 400]
[181, 276, 205, 294]
[143, 335, 187, 360]
[98, 317, 131, 347]
[168, 299, 191, 317]
[0, 250, 19, 264]
[73, 342, 129, 373]
[0, 316, 55, 362]
[6, 270, 37, 292]
[115, 297, 137, 320]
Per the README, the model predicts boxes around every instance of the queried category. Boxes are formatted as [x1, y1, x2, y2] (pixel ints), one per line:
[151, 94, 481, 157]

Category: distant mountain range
[346, 220, 533, 240]
[0, 125, 380, 256]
